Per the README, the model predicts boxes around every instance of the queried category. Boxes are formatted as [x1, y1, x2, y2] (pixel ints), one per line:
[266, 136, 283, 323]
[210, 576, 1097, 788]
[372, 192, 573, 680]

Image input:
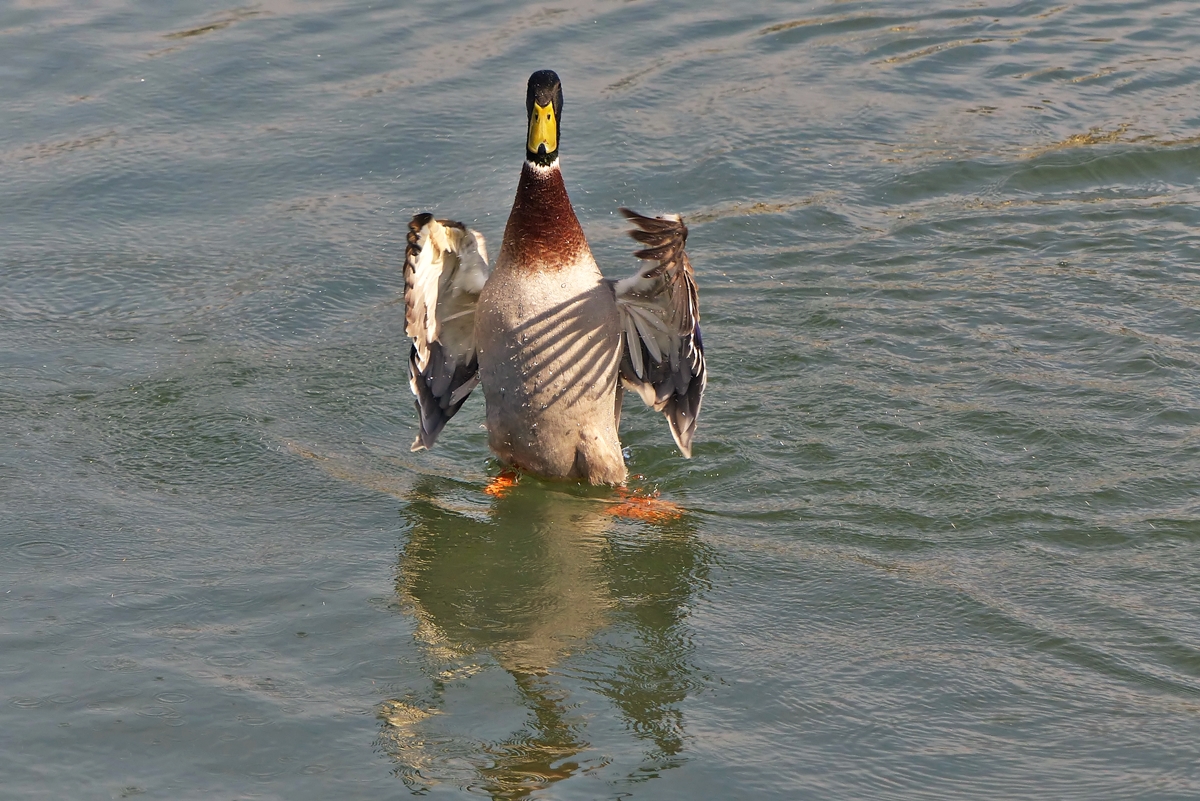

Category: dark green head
[525, 70, 563, 166]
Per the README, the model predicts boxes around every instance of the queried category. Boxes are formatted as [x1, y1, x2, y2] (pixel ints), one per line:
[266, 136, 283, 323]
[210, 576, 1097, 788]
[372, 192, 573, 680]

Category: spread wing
[405, 213, 489, 451]
[613, 208, 707, 457]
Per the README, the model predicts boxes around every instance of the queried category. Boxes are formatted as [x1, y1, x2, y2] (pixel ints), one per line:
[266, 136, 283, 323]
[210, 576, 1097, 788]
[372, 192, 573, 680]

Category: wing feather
[613, 208, 707, 458]
[404, 213, 489, 451]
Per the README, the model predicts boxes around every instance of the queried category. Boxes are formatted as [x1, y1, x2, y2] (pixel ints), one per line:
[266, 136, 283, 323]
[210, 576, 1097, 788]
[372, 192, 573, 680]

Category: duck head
[526, 70, 563, 167]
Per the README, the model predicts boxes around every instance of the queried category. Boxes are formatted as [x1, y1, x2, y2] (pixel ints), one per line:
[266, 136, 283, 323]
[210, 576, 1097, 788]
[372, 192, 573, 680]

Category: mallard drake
[404, 69, 705, 485]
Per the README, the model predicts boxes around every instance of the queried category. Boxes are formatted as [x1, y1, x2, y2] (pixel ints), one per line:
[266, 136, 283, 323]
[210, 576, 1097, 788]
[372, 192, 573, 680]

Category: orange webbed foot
[606, 486, 684, 522]
[483, 469, 520, 498]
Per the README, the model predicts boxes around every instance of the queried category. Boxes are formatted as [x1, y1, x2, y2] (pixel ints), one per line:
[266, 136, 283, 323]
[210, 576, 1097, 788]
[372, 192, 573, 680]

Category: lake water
[3, 0, 1199, 798]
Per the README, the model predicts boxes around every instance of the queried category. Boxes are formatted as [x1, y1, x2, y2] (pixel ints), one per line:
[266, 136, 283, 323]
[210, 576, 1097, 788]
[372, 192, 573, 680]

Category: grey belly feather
[475, 266, 626, 484]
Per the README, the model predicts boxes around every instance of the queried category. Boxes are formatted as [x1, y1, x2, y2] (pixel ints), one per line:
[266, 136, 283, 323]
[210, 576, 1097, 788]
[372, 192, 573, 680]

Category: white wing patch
[614, 208, 706, 457]
[405, 214, 489, 451]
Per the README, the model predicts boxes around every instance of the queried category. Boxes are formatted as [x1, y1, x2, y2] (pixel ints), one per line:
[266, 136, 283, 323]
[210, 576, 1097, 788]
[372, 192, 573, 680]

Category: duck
[403, 69, 705, 485]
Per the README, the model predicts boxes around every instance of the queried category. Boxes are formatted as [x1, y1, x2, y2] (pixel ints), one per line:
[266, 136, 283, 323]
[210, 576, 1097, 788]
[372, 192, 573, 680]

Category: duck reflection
[379, 475, 710, 798]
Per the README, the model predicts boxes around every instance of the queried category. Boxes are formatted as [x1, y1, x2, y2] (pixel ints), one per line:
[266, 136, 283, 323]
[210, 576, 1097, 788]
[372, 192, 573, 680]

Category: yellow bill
[527, 102, 557, 155]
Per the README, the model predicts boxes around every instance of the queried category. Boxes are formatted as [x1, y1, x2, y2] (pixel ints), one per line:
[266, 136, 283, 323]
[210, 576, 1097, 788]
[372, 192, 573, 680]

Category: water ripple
[2, 0, 1200, 798]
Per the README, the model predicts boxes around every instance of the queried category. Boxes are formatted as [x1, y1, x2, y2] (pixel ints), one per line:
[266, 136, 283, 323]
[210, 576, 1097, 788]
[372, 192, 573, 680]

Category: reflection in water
[380, 477, 710, 797]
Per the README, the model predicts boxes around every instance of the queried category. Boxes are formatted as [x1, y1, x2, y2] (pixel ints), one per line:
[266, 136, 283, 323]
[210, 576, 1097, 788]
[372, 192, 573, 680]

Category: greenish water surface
[2, 1, 1199, 798]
